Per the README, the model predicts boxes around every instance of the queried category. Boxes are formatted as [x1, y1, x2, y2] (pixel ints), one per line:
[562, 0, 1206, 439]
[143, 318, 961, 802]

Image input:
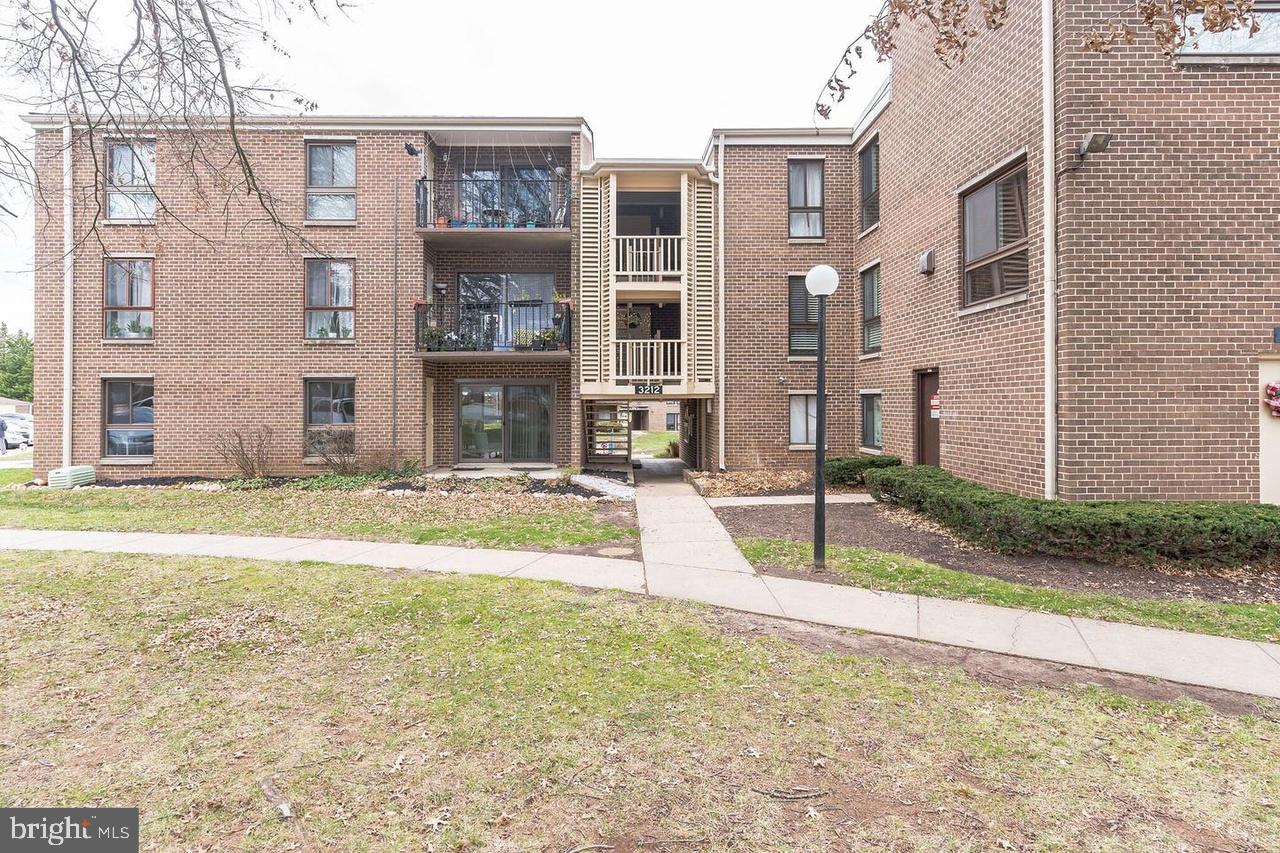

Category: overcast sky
[0, 0, 888, 337]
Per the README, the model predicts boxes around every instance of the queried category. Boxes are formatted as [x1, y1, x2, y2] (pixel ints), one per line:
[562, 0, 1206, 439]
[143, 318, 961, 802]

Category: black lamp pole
[814, 293, 827, 570]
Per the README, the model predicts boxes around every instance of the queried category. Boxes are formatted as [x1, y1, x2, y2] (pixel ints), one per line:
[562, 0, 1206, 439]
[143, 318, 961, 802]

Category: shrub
[864, 465, 1280, 568]
[824, 454, 901, 486]
[212, 427, 273, 479]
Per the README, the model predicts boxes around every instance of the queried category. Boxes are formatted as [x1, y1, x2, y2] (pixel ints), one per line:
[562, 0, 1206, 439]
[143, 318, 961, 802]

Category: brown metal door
[916, 370, 940, 466]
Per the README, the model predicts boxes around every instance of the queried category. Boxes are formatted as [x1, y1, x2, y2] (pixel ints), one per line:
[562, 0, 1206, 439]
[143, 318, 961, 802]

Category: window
[666, 412, 679, 431]
[106, 141, 156, 220]
[789, 394, 818, 446]
[103, 379, 153, 457]
[787, 159, 824, 238]
[962, 162, 1028, 305]
[305, 259, 355, 339]
[788, 275, 819, 355]
[860, 138, 880, 232]
[305, 379, 355, 456]
[306, 142, 356, 220]
[104, 259, 153, 339]
[861, 393, 883, 450]
[1181, 2, 1280, 57]
[862, 264, 881, 354]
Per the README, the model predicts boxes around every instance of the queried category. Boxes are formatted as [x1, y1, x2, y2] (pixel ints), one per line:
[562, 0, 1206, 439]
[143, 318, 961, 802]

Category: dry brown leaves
[149, 607, 301, 661]
[692, 469, 812, 498]
[7, 597, 84, 629]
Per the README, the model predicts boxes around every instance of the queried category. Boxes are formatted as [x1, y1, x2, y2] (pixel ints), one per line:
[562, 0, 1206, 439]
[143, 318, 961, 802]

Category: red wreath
[1266, 381, 1280, 418]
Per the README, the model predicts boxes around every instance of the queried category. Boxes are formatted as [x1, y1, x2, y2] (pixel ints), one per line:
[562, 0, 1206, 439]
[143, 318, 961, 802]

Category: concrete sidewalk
[2, 524, 1278, 699]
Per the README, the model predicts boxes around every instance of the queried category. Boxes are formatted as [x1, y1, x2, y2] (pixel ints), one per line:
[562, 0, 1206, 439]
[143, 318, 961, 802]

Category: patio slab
[424, 547, 547, 576]
[1072, 617, 1280, 698]
[640, 539, 755, 573]
[637, 520, 735, 545]
[336, 542, 464, 570]
[511, 554, 646, 593]
[644, 562, 784, 617]
[762, 575, 918, 637]
[918, 597, 1099, 669]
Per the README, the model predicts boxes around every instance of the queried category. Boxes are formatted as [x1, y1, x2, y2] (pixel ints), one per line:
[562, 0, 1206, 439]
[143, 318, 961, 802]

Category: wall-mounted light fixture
[1079, 132, 1114, 157]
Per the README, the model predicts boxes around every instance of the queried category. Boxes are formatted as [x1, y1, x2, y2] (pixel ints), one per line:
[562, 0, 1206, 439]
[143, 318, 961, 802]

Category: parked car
[1, 414, 31, 449]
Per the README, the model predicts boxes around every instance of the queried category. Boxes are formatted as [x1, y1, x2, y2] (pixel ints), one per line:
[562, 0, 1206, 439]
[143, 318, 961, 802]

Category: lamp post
[805, 264, 839, 570]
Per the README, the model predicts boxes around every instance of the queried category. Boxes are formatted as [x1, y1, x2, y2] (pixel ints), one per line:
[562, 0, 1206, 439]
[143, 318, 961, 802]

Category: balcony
[614, 236, 684, 280]
[415, 176, 572, 249]
[614, 339, 684, 381]
[415, 299, 572, 361]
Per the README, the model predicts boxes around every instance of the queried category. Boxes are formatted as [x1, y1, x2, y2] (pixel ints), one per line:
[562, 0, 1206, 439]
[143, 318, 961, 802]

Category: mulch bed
[715, 502, 1280, 605]
[690, 468, 865, 498]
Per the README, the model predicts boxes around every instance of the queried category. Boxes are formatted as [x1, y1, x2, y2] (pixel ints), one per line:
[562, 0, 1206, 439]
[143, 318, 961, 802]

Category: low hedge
[825, 454, 902, 486]
[863, 464, 1280, 568]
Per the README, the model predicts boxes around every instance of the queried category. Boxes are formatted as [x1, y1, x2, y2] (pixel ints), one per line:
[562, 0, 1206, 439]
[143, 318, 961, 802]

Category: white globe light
[805, 264, 840, 297]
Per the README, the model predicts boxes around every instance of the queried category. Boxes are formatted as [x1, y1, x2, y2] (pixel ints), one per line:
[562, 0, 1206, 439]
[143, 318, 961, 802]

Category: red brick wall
[31, 126, 582, 479]
[426, 362, 573, 466]
[1054, 0, 1280, 500]
[765, 0, 1050, 496]
[719, 143, 863, 469]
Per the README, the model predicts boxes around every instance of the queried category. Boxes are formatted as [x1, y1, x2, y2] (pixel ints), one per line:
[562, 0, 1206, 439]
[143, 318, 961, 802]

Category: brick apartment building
[26, 0, 1280, 502]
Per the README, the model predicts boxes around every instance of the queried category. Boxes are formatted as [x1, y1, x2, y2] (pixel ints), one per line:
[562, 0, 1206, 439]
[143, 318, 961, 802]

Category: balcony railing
[614, 339, 684, 380]
[614, 236, 684, 277]
[415, 299, 572, 353]
[416, 177, 571, 229]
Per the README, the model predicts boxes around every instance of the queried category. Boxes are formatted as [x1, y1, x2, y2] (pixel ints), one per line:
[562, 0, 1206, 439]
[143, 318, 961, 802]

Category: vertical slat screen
[693, 179, 716, 385]
[578, 177, 603, 384]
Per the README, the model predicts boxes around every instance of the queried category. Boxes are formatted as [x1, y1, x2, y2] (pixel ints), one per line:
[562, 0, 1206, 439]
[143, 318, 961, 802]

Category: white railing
[614, 236, 684, 277]
[614, 339, 684, 380]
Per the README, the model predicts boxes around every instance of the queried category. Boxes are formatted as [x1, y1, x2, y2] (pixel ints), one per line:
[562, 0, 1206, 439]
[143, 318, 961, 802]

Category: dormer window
[106, 141, 156, 221]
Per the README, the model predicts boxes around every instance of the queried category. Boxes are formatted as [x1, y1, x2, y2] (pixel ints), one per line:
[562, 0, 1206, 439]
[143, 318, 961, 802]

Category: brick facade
[27, 14, 1280, 499]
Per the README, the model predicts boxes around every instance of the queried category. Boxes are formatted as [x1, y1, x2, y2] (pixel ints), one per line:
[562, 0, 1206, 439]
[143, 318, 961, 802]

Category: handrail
[416, 176, 571, 229]
[613, 235, 684, 276]
[415, 299, 572, 353]
[614, 338, 684, 380]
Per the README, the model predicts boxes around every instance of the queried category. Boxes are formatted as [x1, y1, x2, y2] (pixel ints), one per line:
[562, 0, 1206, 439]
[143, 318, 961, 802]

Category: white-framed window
[106, 141, 156, 220]
[789, 393, 818, 446]
[103, 379, 154, 457]
[104, 258, 154, 339]
[305, 259, 355, 339]
[306, 142, 356, 220]
[1181, 2, 1280, 58]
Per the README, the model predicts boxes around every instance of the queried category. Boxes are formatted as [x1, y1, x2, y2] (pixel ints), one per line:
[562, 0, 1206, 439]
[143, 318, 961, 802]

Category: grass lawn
[739, 537, 1280, 644]
[0, 466, 32, 486]
[2, 551, 1276, 850]
[631, 429, 677, 457]
[0, 481, 636, 551]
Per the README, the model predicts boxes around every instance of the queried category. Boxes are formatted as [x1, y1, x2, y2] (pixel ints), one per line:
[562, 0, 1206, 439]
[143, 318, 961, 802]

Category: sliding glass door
[458, 383, 553, 463]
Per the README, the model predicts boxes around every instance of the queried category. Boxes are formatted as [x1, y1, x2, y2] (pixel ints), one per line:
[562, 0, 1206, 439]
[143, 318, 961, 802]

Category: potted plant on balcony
[536, 328, 558, 351]
[513, 328, 534, 351]
[434, 215, 448, 229]
[420, 326, 446, 351]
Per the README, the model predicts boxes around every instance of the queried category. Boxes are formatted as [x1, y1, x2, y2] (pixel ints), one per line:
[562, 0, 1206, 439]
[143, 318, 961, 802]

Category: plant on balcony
[419, 325, 446, 351]
[513, 328, 535, 350]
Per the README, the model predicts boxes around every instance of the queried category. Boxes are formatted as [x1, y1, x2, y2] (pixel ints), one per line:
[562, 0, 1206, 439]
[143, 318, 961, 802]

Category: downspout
[1040, 0, 1059, 499]
[61, 121, 74, 469]
[714, 133, 727, 471]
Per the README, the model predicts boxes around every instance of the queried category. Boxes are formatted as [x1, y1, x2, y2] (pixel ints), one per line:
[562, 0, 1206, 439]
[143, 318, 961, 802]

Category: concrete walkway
[2, 520, 1279, 699]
